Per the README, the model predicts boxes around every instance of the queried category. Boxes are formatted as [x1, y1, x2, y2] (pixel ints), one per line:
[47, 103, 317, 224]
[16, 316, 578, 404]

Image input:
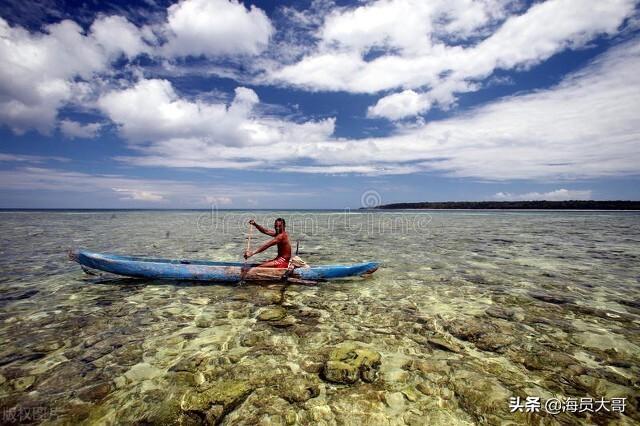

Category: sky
[0, 0, 639, 209]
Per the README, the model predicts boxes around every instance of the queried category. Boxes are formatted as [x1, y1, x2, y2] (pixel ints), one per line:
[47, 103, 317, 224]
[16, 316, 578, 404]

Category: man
[244, 218, 291, 268]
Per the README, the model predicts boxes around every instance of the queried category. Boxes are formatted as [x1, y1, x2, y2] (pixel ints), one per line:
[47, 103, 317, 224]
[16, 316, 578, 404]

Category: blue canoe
[69, 250, 379, 283]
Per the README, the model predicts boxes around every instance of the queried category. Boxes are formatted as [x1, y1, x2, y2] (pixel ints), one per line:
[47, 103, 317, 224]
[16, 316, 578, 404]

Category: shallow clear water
[0, 210, 639, 425]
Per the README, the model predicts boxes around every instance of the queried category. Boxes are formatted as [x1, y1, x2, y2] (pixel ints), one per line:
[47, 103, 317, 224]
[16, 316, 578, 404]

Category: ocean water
[0, 210, 639, 425]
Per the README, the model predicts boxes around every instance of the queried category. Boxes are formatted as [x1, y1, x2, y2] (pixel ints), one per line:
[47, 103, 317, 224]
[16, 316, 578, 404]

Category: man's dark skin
[244, 218, 291, 268]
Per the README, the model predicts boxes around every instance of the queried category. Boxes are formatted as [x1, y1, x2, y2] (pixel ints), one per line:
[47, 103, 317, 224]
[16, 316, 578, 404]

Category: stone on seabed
[277, 377, 320, 403]
[257, 307, 287, 321]
[181, 380, 252, 422]
[12, 375, 36, 391]
[322, 342, 382, 384]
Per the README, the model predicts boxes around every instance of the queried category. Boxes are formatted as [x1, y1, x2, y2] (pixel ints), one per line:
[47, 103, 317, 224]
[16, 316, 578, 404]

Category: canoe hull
[70, 250, 379, 283]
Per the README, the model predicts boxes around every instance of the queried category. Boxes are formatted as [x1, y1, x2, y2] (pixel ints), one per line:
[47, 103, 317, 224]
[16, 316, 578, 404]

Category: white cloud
[367, 90, 430, 120]
[98, 78, 336, 168]
[318, 0, 508, 55]
[90, 15, 153, 59]
[112, 187, 165, 202]
[59, 120, 102, 139]
[1, 0, 638, 184]
[98, 79, 228, 142]
[0, 166, 307, 206]
[111, 38, 640, 181]
[0, 15, 149, 134]
[0, 153, 69, 163]
[98, 80, 296, 148]
[493, 189, 593, 201]
[162, 0, 273, 57]
[269, 0, 636, 118]
[367, 80, 480, 120]
[203, 195, 233, 205]
[0, 0, 275, 135]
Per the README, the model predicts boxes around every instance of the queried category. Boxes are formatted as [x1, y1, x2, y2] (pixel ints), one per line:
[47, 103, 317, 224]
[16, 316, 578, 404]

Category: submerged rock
[427, 336, 464, 354]
[169, 354, 208, 374]
[195, 316, 211, 328]
[181, 380, 253, 422]
[139, 398, 197, 425]
[277, 377, 320, 403]
[383, 391, 405, 411]
[269, 315, 297, 328]
[323, 360, 359, 384]
[77, 381, 112, 402]
[403, 358, 451, 376]
[475, 333, 515, 353]
[485, 306, 516, 320]
[444, 317, 517, 353]
[12, 375, 35, 391]
[300, 356, 324, 374]
[445, 318, 494, 341]
[0, 289, 38, 301]
[451, 369, 515, 424]
[529, 292, 573, 305]
[597, 347, 638, 368]
[321, 342, 382, 384]
[520, 350, 576, 371]
[124, 363, 163, 382]
[401, 387, 420, 402]
[36, 360, 95, 394]
[257, 307, 287, 322]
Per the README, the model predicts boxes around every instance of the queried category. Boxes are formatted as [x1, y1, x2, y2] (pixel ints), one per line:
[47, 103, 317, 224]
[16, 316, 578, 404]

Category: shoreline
[369, 200, 640, 211]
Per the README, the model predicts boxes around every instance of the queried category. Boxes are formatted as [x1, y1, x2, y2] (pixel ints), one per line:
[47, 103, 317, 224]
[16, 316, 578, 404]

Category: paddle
[240, 222, 253, 285]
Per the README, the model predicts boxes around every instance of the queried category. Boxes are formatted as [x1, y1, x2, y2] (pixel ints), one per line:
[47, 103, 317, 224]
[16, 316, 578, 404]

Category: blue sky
[0, 0, 639, 208]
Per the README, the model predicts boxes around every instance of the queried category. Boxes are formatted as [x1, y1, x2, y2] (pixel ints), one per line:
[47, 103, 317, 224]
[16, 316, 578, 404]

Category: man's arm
[245, 235, 280, 258]
[250, 220, 275, 236]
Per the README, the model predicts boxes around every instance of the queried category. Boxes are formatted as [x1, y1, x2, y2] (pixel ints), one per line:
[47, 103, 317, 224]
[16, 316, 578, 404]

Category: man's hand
[248, 219, 256, 226]
[244, 250, 253, 259]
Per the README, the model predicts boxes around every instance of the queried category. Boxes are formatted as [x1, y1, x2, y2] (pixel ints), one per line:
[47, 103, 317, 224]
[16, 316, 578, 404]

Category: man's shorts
[270, 256, 289, 268]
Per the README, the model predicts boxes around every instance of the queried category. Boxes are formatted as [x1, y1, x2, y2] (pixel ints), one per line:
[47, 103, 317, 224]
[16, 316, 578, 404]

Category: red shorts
[269, 256, 289, 268]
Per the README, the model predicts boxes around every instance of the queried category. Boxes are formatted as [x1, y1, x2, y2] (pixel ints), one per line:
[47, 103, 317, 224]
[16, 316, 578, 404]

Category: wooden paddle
[246, 222, 253, 258]
[240, 222, 253, 285]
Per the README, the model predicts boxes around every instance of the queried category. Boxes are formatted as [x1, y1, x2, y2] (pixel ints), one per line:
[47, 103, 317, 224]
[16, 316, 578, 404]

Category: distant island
[368, 200, 640, 210]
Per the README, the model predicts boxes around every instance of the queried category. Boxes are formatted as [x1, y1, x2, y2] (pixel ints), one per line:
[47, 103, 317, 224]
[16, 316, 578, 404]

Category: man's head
[274, 218, 286, 234]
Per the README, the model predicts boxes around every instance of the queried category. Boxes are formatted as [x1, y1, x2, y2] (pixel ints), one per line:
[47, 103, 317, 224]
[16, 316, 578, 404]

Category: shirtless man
[244, 218, 291, 268]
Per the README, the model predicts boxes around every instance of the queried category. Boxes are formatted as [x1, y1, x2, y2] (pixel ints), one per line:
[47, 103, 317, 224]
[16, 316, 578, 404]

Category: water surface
[0, 210, 639, 424]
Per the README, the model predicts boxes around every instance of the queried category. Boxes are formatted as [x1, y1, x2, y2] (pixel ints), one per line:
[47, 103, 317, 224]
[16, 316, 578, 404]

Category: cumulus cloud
[269, 0, 636, 118]
[98, 79, 333, 149]
[98, 78, 335, 168]
[367, 90, 430, 120]
[319, 38, 640, 179]
[90, 15, 154, 59]
[162, 0, 273, 57]
[0, 0, 277, 134]
[0, 15, 149, 134]
[493, 189, 593, 201]
[1, 0, 638, 185]
[59, 120, 102, 139]
[112, 38, 640, 181]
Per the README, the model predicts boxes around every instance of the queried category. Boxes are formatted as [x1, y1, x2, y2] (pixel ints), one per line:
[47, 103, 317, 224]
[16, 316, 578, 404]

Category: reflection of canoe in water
[69, 250, 379, 283]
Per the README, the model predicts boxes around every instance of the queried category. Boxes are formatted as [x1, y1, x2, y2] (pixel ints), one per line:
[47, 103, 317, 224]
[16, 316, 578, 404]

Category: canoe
[69, 249, 379, 283]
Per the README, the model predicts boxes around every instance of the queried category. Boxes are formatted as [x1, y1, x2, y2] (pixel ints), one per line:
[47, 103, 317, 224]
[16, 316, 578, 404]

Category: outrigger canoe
[69, 249, 379, 283]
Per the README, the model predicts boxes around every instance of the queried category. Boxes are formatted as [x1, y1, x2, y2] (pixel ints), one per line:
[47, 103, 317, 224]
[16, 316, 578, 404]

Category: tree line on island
[368, 200, 640, 210]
